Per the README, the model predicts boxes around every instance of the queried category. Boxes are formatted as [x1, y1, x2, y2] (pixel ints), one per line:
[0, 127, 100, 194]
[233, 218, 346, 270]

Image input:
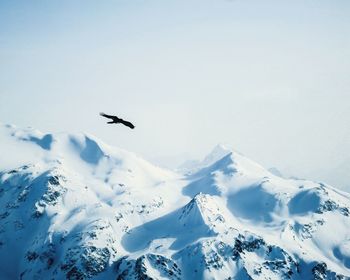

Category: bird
[99, 112, 135, 129]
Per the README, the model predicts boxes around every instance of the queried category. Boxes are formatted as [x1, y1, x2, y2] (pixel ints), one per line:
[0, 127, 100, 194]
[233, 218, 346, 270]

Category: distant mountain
[0, 124, 349, 279]
[268, 167, 284, 178]
[178, 144, 232, 174]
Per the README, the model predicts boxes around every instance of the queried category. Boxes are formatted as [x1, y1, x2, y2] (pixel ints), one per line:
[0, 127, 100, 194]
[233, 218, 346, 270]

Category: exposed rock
[115, 254, 181, 280]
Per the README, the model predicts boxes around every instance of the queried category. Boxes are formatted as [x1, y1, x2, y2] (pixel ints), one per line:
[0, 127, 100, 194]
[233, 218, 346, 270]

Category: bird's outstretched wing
[99, 112, 135, 129]
[99, 112, 116, 120]
[120, 119, 135, 129]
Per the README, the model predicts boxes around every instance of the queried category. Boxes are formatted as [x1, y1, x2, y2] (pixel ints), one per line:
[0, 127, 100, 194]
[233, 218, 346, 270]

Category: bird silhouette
[99, 113, 135, 129]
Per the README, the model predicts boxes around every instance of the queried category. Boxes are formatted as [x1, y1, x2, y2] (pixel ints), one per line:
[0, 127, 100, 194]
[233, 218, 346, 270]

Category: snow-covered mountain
[178, 144, 232, 174]
[0, 124, 350, 280]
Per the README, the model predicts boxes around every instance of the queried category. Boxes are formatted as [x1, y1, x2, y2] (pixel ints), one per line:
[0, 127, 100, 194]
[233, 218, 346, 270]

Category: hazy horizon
[1, 0, 350, 190]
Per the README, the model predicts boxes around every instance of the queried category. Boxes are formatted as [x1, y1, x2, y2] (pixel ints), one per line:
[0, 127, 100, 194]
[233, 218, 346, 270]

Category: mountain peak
[201, 143, 233, 166]
[179, 193, 226, 231]
[1, 124, 350, 279]
[178, 143, 234, 174]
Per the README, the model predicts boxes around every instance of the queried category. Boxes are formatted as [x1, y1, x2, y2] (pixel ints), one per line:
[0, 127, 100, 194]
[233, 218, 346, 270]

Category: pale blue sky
[1, 0, 350, 189]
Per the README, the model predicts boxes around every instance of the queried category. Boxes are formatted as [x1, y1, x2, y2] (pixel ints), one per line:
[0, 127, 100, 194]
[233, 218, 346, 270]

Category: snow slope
[0, 123, 349, 280]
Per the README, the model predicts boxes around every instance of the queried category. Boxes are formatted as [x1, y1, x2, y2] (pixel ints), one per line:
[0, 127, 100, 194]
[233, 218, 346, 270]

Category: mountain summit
[178, 144, 233, 174]
[0, 124, 349, 279]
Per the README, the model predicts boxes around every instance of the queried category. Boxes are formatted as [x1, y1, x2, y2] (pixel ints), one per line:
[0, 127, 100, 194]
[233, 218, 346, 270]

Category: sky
[0, 0, 350, 190]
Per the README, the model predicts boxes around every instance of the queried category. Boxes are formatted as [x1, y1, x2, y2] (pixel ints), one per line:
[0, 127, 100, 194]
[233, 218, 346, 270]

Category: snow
[0, 123, 350, 279]
[178, 144, 232, 174]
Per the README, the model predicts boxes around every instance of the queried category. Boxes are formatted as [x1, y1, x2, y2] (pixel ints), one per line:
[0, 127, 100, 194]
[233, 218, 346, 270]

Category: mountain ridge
[0, 123, 349, 279]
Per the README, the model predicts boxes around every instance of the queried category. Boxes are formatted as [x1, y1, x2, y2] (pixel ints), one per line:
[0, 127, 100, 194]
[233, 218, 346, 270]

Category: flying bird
[99, 112, 135, 129]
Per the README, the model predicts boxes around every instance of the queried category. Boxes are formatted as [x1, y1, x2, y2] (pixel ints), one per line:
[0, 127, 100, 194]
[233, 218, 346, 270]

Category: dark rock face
[311, 262, 347, 280]
[317, 199, 350, 217]
[21, 244, 57, 279]
[312, 262, 328, 280]
[115, 254, 181, 280]
[61, 246, 111, 279]
[173, 230, 299, 279]
[33, 173, 67, 217]
[236, 233, 266, 252]
[22, 235, 112, 280]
